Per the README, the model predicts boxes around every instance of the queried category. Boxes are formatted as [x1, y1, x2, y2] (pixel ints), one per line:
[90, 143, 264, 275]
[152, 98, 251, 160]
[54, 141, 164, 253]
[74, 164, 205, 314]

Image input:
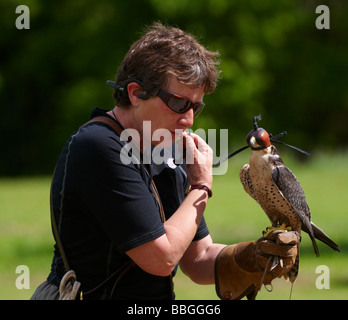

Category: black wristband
[188, 184, 213, 198]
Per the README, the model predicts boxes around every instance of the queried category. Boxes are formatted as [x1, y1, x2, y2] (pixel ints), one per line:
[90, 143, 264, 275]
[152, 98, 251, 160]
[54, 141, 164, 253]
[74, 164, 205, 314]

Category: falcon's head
[246, 128, 271, 150]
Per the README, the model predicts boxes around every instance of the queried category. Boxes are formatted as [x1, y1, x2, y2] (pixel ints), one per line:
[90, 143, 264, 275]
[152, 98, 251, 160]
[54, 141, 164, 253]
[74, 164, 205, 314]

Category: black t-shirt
[47, 108, 209, 299]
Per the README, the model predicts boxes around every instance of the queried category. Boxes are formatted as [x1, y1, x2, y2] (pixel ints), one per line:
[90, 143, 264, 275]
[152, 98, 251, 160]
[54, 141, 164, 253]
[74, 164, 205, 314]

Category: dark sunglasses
[156, 89, 205, 116]
[106, 79, 204, 116]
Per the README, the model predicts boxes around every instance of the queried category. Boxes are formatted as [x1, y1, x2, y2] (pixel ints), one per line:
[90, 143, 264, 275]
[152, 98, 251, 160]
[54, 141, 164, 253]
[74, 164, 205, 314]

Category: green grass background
[1, 152, 347, 300]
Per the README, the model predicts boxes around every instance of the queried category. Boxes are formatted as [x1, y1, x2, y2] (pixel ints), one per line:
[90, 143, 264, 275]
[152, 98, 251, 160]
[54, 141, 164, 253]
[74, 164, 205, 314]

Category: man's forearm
[180, 240, 227, 285]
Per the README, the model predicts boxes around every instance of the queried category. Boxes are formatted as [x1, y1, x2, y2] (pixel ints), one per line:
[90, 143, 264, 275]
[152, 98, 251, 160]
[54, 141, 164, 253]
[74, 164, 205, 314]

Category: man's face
[136, 75, 205, 148]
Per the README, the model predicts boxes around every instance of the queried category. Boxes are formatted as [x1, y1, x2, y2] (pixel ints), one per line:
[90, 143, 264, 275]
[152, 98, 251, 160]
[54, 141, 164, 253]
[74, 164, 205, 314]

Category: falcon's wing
[271, 165, 310, 220]
[271, 164, 320, 256]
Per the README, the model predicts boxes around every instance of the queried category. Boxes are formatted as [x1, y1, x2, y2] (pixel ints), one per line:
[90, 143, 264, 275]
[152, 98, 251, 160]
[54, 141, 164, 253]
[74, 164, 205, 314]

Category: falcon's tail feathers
[311, 222, 340, 253]
[310, 236, 320, 257]
[302, 221, 320, 257]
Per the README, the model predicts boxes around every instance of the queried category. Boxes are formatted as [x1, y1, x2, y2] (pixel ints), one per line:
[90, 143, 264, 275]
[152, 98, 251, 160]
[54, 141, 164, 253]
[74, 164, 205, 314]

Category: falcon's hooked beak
[246, 128, 271, 150]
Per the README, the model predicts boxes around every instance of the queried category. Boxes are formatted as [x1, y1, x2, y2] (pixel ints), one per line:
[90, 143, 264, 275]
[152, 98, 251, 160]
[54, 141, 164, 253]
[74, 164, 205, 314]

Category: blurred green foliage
[1, 0, 347, 175]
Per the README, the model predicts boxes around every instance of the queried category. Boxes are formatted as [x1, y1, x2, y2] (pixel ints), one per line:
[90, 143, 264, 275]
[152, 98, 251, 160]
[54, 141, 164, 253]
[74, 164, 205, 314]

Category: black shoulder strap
[50, 169, 70, 272]
[87, 116, 124, 135]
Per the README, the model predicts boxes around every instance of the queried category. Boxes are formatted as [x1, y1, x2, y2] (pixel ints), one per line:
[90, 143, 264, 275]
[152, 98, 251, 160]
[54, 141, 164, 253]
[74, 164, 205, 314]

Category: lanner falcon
[240, 123, 340, 283]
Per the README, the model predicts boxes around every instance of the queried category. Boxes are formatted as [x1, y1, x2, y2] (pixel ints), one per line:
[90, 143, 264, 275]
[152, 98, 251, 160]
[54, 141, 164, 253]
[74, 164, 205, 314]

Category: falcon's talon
[270, 257, 279, 271]
[279, 258, 284, 268]
[262, 223, 292, 238]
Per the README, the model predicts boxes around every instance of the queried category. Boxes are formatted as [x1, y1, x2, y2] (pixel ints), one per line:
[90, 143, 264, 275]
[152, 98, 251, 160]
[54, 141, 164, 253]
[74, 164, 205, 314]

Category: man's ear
[127, 82, 147, 106]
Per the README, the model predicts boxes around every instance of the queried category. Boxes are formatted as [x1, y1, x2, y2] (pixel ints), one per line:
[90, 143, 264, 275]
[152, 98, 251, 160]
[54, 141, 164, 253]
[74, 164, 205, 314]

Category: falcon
[239, 118, 340, 283]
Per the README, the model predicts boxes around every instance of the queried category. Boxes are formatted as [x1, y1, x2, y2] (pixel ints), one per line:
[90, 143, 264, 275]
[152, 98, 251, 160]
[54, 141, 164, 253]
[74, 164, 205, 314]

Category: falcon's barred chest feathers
[241, 146, 304, 235]
[239, 117, 340, 283]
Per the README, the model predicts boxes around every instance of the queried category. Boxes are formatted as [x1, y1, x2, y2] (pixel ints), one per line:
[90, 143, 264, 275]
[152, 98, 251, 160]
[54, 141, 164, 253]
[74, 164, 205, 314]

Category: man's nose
[177, 108, 194, 128]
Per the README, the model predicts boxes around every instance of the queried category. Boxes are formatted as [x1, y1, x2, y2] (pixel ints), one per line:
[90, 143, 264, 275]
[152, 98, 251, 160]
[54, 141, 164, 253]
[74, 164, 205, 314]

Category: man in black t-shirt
[32, 23, 299, 300]
[45, 106, 211, 299]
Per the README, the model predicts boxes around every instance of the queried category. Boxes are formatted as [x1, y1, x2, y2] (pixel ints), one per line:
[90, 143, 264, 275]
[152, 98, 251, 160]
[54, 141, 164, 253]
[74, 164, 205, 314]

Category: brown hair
[113, 22, 220, 107]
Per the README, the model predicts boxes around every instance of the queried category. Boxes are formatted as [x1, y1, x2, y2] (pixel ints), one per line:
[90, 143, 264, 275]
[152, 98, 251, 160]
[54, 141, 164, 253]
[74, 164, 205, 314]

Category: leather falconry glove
[215, 230, 299, 300]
